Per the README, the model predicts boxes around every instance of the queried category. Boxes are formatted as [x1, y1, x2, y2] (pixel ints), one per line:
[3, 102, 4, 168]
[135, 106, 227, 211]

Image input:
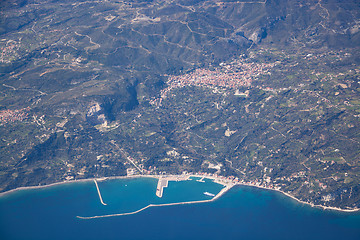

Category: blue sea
[0, 177, 359, 240]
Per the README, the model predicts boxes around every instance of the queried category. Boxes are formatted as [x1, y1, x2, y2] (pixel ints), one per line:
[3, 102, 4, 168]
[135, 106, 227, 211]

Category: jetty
[94, 179, 107, 205]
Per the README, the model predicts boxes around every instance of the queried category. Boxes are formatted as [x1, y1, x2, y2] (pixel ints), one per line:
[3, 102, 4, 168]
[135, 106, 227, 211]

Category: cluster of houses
[0, 107, 30, 125]
[150, 60, 276, 106]
[0, 40, 19, 63]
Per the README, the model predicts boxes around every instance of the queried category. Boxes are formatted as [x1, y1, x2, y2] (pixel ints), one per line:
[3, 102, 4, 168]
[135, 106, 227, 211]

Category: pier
[155, 175, 190, 198]
[197, 177, 205, 182]
[156, 178, 168, 198]
[94, 179, 107, 205]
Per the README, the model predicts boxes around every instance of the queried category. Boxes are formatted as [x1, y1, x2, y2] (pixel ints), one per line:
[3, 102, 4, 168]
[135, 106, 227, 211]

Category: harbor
[1, 175, 360, 240]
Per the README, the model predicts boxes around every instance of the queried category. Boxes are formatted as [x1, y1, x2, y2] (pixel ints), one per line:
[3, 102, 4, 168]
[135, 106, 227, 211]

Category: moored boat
[204, 192, 215, 197]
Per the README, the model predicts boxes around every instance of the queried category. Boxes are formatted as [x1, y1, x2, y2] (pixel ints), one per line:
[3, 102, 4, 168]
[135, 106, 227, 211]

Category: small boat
[204, 192, 215, 197]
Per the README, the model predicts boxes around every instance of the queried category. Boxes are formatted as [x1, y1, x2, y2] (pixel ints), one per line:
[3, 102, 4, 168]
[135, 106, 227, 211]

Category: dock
[155, 175, 190, 198]
[156, 178, 168, 198]
[197, 177, 205, 182]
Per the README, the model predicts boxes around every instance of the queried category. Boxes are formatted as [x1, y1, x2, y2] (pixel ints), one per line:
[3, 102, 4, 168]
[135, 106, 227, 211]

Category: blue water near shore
[0, 177, 359, 240]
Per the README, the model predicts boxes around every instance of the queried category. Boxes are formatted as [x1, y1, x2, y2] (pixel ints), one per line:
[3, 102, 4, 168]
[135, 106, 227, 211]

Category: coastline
[0, 175, 158, 198]
[238, 183, 360, 213]
[0, 174, 358, 213]
[0, 178, 94, 198]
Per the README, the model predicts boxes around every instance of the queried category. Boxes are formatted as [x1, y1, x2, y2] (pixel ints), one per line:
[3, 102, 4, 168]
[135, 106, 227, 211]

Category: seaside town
[150, 60, 276, 106]
[127, 169, 280, 192]
[122, 152, 282, 196]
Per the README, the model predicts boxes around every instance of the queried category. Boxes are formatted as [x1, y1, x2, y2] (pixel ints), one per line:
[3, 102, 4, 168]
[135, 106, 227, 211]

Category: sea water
[0, 177, 359, 240]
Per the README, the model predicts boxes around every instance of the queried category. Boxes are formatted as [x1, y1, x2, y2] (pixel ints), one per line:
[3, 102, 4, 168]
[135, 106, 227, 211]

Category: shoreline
[0, 175, 160, 198]
[237, 183, 360, 213]
[0, 174, 358, 213]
